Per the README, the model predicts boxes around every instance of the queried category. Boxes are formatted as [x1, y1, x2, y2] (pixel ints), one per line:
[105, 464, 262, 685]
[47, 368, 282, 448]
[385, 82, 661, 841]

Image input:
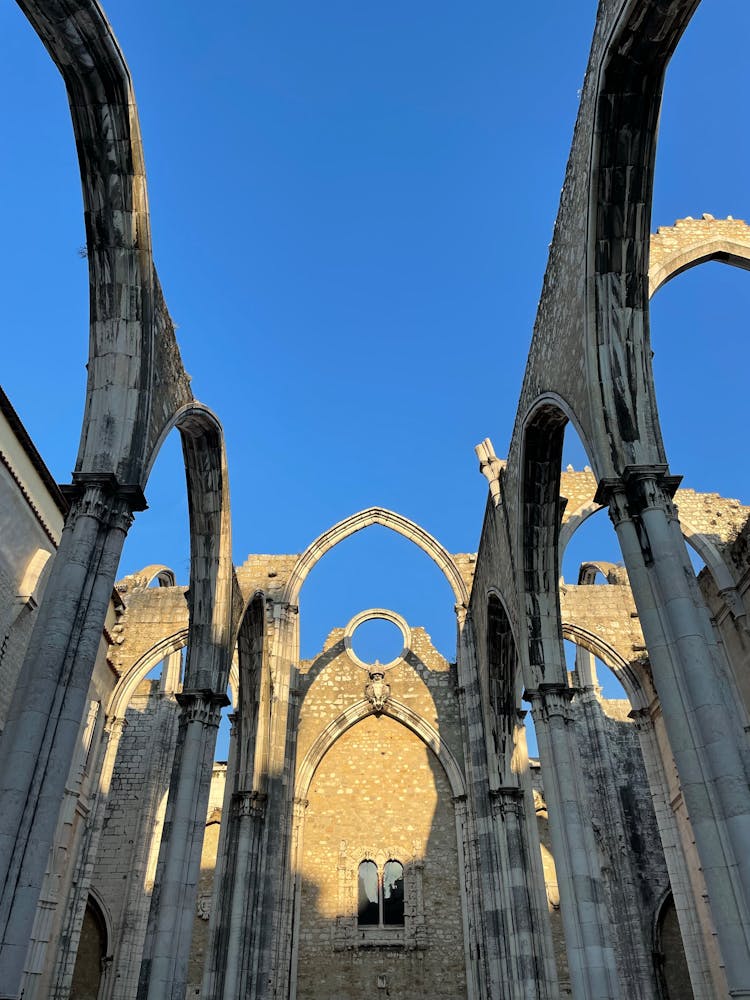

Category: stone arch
[122, 565, 177, 589]
[108, 629, 239, 721]
[234, 594, 268, 789]
[653, 888, 694, 1000]
[587, 0, 699, 469]
[559, 496, 737, 594]
[486, 590, 522, 772]
[19, 1, 192, 485]
[560, 622, 651, 711]
[649, 216, 750, 297]
[17, 548, 54, 605]
[107, 629, 189, 720]
[69, 890, 111, 1000]
[519, 398, 577, 688]
[296, 697, 466, 803]
[576, 561, 624, 586]
[282, 507, 469, 609]
[145, 403, 234, 693]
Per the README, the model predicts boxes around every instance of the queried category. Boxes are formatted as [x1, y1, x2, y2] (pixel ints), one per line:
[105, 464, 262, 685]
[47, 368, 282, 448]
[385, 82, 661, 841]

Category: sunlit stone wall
[294, 626, 467, 1000]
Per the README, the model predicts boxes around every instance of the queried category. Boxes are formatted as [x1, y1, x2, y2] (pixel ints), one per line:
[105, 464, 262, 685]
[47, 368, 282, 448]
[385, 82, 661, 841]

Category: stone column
[200, 712, 239, 999]
[490, 786, 556, 999]
[630, 706, 726, 999]
[527, 684, 621, 1000]
[0, 478, 142, 1000]
[453, 607, 494, 1000]
[138, 688, 227, 1000]
[489, 711, 558, 999]
[50, 715, 127, 999]
[216, 790, 267, 999]
[574, 682, 657, 996]
[598, 467, 750, 995]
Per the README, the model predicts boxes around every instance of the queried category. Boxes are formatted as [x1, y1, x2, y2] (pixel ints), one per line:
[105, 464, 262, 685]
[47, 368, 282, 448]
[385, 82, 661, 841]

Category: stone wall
[293, 626, 466, 1000]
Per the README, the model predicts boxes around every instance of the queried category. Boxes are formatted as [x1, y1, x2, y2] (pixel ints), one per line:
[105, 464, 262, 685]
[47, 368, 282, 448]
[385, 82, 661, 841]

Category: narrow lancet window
[382, 860, 405, 925]
[358, 860, 379, 925]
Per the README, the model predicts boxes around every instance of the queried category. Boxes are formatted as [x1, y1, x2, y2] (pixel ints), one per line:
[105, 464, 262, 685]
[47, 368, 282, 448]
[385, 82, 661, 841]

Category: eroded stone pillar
[138, 688, 227, 1000]
[598, 467, 750, 996]
[49, 715, 127, 999]
[630, 706, 726, 999]
[526, 684, 620, 1000]
[490, 784, 558, 999]
[211, 789, 267, 999]
[0, 480, 141, 1000]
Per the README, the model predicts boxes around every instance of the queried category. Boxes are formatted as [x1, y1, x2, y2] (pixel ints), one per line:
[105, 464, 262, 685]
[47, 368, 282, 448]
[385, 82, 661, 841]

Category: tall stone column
[50, 715, 128, 999]
[629, 706, 726, 999]
[527, 684, 621, 999]
[453, 607, 499, 999]
[138, 688, 227, 1000]
[489, 785, 557, 999]
[574, 681, 657, 996]
[597, 467, 750, 995]
[0, 479, 142, 1000]
[213, 790, 267, 999]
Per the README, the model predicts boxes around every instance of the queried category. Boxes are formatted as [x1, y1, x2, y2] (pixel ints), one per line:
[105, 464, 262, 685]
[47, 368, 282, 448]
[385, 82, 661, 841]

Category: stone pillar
[526, 684, 621, 999]
[630, 706, 726, 999]
[598, 467, 750, 995]
[454, 607, 497, 1000]
[0, 479, 142, 1000]
[49, 715, 127, 999]
[200, 712, 239, 999]
[490, 785, 557, 998]
[288, 796, 309, 1000]
[214, 790, 267, 999]
[574, 683, 657, 996]
[138, 688, 227, 1000]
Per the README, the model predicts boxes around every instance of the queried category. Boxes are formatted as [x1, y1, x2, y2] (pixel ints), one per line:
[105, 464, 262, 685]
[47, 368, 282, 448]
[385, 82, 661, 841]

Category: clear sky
[2, 2, 749, 738]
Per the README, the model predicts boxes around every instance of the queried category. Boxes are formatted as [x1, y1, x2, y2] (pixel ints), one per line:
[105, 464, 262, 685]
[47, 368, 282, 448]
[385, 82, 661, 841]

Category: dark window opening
[383, 860, 404, 925]
[357, 858, 405, 927]
[358, 860, 379, 925]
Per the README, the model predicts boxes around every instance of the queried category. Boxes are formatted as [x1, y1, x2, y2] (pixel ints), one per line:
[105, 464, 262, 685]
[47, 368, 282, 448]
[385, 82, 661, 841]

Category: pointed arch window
[357, 859, 404, 927]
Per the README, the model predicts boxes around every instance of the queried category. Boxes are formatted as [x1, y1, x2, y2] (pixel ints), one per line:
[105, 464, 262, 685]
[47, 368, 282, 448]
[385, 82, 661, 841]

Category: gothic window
[358, 860, 379, 925]
[357, 859, 405, 927]
[383, 860, 404, 925]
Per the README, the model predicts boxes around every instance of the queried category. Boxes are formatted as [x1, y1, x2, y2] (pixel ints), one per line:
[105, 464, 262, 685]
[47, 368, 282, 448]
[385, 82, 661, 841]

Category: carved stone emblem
[196, 894, 211, 921]
[365, 668, 390, 713]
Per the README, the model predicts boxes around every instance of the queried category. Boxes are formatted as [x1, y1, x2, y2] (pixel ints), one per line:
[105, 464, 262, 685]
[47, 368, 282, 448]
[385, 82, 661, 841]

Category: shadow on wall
[87, 681, 180, 995]
[295, 714, 465, 1000]
[292, 629, 468, 1000]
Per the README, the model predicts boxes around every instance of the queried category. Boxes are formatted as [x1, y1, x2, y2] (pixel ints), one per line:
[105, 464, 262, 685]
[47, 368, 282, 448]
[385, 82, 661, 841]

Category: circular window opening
[350, 617, 404, 666]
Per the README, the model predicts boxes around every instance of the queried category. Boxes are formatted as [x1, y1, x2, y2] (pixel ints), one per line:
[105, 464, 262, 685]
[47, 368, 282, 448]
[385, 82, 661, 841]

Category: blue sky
[2, 2, 749, 705]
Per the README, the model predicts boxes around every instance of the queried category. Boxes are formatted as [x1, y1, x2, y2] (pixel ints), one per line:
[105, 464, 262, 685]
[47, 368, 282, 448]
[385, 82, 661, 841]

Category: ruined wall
[0, 393, 65, 730]
[90, 682, 180, 1000]
[531, 692, 679, 999]
[293, 626, 466, 1000]
[188, 765, 227, 996]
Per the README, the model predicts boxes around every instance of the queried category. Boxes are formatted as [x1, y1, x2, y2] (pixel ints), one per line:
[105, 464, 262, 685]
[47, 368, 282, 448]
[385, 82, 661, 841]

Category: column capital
[231, 789, 267, 819]
[594, 465, 682, 519]
[524, 683, 578, 723]
[175, 689, 229, 727]
[489, 785, 524, 818]
[627, 706, 653, 732]
[61, 472, 148, 524]
[103, 715, 127, 737]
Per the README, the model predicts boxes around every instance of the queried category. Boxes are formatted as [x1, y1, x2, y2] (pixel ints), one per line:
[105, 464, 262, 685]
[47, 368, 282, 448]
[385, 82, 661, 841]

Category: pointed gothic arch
[296, 697, 466, 803]
[282, 507, 469, 609]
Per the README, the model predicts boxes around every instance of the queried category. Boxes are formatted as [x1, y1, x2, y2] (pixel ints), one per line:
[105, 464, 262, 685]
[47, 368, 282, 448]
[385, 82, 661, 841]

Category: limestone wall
[293, 625, 466, 1000]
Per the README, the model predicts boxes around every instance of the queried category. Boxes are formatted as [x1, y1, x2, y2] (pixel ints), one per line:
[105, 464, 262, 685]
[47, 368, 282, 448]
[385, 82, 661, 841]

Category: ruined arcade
[1, 1, 750, 999]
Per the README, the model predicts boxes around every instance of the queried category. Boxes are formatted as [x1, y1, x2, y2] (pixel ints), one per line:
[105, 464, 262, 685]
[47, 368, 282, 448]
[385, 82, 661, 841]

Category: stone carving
[365, 669, 390, 713]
